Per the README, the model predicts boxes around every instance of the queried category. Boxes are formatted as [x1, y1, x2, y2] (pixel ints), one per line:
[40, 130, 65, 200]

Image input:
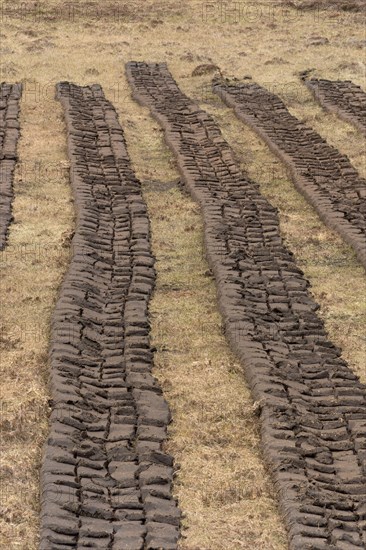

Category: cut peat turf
[305, 78, 366, 136]
[213, 79, 366, 271]
[126, 61, 366, 550]
[40, 82, 180, 549]
[0, 82, 22, 250]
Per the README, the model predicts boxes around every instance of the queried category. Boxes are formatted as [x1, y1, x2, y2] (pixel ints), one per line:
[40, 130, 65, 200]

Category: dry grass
[0, 0, 365, 547]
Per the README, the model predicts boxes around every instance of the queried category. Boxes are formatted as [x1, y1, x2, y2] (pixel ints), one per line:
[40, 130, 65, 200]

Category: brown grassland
[0, 0, 365, 548]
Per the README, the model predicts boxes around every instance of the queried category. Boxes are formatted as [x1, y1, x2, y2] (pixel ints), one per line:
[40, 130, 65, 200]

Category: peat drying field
[0, 1, 365, 549]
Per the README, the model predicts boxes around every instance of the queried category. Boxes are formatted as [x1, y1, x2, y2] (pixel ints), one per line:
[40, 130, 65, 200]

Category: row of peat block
[0, 82, 21, 250]
[40, 83, 180, 549]
[305, 78, 366, 137]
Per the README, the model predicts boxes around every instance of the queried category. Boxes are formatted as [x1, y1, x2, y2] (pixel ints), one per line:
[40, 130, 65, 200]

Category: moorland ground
[0, 0, 365, 548]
